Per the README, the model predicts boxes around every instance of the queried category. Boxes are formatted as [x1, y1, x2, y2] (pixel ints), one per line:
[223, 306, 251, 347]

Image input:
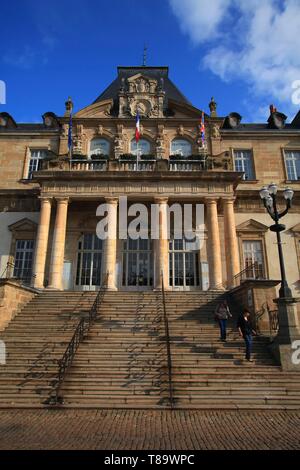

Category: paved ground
[0, 409, 299, 450]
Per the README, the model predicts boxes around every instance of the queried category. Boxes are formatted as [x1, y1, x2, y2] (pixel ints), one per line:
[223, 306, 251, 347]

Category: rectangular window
[233, 150, 255, 180]
[13, 239, 34, 285]
[242, 240, 265, 279]
[28, 149, 47, 179]
[284, 150, 300, 181]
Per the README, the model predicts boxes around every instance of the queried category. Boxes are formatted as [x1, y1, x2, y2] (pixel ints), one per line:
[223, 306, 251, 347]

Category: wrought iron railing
[268, 306, 279, 339]
[160, 272, 174, 408]
[46, 272, 108, 404]
[233, 262, 267, 286]
[0, 261, 35, 287]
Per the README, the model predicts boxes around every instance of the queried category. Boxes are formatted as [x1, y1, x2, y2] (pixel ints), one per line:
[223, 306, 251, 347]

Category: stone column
[223, 197, 240, 289]
[32, 197, 52, 288]
[154, 197, 169, 290]
[205, 198, 223, 289]
[102, 197, 118, 290]
[48, 197, 69, 290]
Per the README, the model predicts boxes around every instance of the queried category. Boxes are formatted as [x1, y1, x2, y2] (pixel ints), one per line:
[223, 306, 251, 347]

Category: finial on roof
[209, 97, 217, 117]
[142, 44, 147, 67]
[65, 96, 73, 117]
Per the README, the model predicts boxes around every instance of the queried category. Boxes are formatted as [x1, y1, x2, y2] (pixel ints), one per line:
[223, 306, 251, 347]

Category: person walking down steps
[214, 300, 232, 342]
[237, 308, 257, 363]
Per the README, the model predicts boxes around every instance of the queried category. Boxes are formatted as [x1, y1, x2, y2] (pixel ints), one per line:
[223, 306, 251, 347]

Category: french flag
[135, 111, 140, 143]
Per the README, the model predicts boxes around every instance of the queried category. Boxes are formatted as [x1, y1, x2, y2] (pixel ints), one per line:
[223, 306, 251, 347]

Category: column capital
[154, 196, 168, 204]
[38, 196, 53, 205]
[55, 197, 70, 205]
[205, 197, 219, 205]
[104, 197, 119, 206]
[222, 196, 236, 205]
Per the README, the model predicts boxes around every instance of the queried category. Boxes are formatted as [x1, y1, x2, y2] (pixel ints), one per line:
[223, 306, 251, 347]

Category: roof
[93, 66, 192, 107]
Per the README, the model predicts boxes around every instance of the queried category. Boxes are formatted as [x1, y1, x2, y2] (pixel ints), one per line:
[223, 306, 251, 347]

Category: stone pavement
[0, 410, 300, 450]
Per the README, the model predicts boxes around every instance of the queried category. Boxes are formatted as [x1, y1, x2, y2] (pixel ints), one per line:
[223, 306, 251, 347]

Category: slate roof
[93, 66, 192, 107]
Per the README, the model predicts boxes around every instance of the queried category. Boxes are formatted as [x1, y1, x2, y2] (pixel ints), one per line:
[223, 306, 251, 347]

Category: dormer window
[170, 139, 192, 157]
[28, 149, 48, 179]
[89, 138, 110, 157]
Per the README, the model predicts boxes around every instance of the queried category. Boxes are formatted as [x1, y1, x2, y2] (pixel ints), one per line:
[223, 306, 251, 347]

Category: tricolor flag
[200, 111, 205, 145]
[135, 111, 140, 143]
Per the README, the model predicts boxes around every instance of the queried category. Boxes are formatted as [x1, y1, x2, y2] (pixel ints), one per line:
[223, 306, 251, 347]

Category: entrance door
[169, 238, 200, 289]
[122, 239, 153, 289]
[75, 234, 103, 290]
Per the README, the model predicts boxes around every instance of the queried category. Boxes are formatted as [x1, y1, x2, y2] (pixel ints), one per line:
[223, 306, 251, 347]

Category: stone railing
[40, 155, 233, 173]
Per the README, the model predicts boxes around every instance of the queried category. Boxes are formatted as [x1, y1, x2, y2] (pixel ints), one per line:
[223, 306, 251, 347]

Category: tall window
[169, 238, 200, 288]
[170, 139, 192, 157]
[284, 150, 300, 180]
[131, 138, 151, 156]
[76, 234, 103, 289]
[233, 150, 255, 180]
[242, 240, 265, 279]
[13, 240, 34, 284]
[89, 138, 110, 156]
[28, 149, 47, 179]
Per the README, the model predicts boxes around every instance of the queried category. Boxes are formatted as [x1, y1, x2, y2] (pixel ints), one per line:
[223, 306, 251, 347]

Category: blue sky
[1, 0, 300, 123]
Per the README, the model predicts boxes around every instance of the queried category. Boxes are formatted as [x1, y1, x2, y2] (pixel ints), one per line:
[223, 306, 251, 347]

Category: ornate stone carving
[118, 73, 165, 118]
[177, 125, 184, 136]
[156, 125, 165, 158]
[211, 124, 221, 139]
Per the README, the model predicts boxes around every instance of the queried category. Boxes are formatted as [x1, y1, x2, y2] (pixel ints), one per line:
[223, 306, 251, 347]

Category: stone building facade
[0, 65, 299, 301]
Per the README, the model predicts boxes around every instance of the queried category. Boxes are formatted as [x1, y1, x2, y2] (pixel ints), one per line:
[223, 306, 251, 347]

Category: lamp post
[259, 183, 294, 298]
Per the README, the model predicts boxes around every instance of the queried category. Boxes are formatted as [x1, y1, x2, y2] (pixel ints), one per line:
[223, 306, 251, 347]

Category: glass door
[122, 239, 153, 289]
[75, 234, 103, 290]
[169, 238, 200, 289]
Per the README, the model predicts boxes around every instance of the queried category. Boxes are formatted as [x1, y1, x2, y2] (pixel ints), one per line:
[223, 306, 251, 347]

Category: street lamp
[259, 183, 294, 298]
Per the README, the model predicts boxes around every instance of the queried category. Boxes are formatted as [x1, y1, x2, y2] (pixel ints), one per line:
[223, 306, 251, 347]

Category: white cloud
[169, 0, 300, 117]
[169, 0, 232, 43]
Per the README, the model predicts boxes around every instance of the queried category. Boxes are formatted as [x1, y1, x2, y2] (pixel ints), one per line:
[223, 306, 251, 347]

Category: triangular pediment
[127, 73, 156, 84]
[8, 218, 38, 232]
[74, 99, 114, 118]
[236, 219, 269, 232]
[168, 99, 204, 119]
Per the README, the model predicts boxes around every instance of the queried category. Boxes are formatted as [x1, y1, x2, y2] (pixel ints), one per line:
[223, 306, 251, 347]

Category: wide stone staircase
[0, 291, 96, 407]
[166, 292, 300, 409]
[0, 289, 300, 409]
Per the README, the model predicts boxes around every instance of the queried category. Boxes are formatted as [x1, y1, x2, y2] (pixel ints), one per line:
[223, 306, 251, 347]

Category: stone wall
[229, 280, 280, 334]
[0, 280, 36, 330]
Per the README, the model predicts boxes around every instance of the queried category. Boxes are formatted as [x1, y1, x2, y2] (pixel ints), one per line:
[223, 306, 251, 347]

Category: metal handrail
[161, 271, 174, 408]
[233, 262, 266, 285]
[0, 261, 36, 286]
[46, 272, 109, 404]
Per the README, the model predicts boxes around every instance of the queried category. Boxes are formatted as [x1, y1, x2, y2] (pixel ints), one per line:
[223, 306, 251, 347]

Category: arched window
[131, 138, 151, 156]
[170, 139, 192, 157]
[89, 138, 110, 157]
